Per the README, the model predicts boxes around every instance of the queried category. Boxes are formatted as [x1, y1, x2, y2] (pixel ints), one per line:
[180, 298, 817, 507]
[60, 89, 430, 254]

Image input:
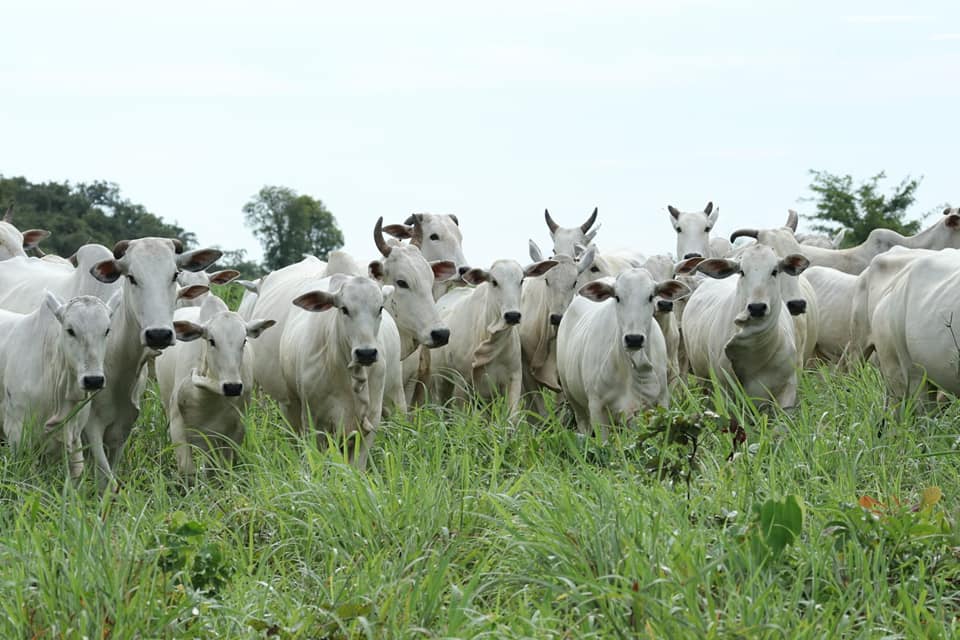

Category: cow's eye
[648, 294, 654, 302]
[208, 338, 216, 347]
[379, 306, 384, 315]
[67, 328, 76, 337]
[591, 266, 599, 273]
[675, 227, 682, 233]
[429, 233, 440, 241]
[172, 271, 180, 283]
[544, 278, 550, 287]
[491, 279, 499, 288]
[771, 269, 779, 277]
[614, 295, 621, 303]
[104, 328, 110, 336]
[705, 227, 712, 233]
[396, 279, 409, 289]
[342, 307, 350, 316]
[738, 270, 745, 277]
[127, 275, 138, 286]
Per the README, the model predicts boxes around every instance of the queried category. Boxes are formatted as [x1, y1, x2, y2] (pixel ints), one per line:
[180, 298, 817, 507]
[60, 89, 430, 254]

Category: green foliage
[243, 185, 344, 270]
[0, 175, 196, 255]
[753, 494, 804, 558]
[154, 511, 232, 594]
[803, 170, 927, 246]
[209, 247, 264, 280]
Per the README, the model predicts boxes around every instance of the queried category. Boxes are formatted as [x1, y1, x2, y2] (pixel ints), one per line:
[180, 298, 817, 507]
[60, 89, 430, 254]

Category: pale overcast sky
[2, 0, 957, 266]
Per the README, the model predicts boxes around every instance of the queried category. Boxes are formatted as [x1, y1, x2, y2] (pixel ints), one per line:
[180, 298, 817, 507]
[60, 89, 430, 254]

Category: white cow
[430, 258, 557, 413]
[542, 208, 642, 274]
[382, 213, 469, 298]
[639, 254, 687, 383]
[0, 206, 51, 260]
[682, 244, 809, 408]
[667, 201, 730, 259]
[156, 294, 275, 476]
[520, 242, 596, 407]
[802, 265, 859, 364]
[558, 268, 689, 440]
[85, 238, 222, 485]
[871, 249, 960, 405]
[0, 292, 120, 478]
[0, 244, 118, 311]
[266, 275, 396, 468]
[175, 269, 240, 308]
[797, 228, 846, 249]
[848, 246, 938, 361]
[236, 279, 261, 320]
[730, 208, 960, 275]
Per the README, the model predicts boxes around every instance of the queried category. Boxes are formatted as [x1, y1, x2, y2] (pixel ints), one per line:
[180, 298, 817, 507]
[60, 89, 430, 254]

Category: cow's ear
[655, 279, 691, 301]
[674, 256, 705, 276]
[707, 204, 719, 227]
[177, 284, 209, 300]
[293, 290, 338, 312]
[579, 280, 616, 302]
[462, 268, 489, 285]
[584, 226, 600, 243]
[696, 258, 739, 279]
[90, 259, 123, 283]
[106, 290, 123, 317]
[237, 279, 260, 294]
[577, 246, 597, 274]
[528, 239, 543, 262]
[368, 260, 385, 282]
[779, 254, 810, 276]
[382, 224, 413, 240]
[246, 319, 276, 339]
[208, 269, 240, 285]
[22, 229, 51, 250]
[177, 248, 222, 272]
[44, 291, 66, 321]
[524, 259, 558, 278]
[431, 260, 457, 282]
[668, 205, 681, 220]
[448, 214, 459, 226]
[174, 320, 205, 342]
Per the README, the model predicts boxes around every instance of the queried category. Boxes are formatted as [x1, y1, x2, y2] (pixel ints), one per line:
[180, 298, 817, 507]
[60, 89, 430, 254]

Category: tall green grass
[0, 360, 958, 638]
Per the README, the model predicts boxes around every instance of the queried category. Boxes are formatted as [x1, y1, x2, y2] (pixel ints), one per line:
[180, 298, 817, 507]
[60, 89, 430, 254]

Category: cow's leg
[587, 399, 610, 443]
[66, 423, 85, 481]
[85, 425, 115, 491]
[568, 397, 591, 435]
[168, 402, 197, 477]
[3, 406, 25, 449]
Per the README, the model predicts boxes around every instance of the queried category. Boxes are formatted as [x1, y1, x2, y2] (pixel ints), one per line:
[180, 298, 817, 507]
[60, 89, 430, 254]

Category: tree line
[0, 170, 941, 279]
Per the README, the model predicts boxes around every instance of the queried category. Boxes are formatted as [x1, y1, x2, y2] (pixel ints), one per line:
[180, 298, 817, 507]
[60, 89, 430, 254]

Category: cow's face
[293, 276, 392, 367]
[669, 202, 718, 260]
[464, 259, 557, 329]
[580, 269, 689, 352]
[369, 243, 454, 353]
[545, 208, 599, 258]
[384, 214, 469, 277]
[89, 238, 222, 349]
[47, 292, 121, 393]
[698, 244, 809, 326]
[174, 311, 274, 397]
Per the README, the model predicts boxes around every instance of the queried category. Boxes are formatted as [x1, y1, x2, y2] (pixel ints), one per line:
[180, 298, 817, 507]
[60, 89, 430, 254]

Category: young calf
[557, 269, 689, 440]
[681, 244, 809, 408]
[0, 292, 120, 478]
[156, 295, 275, 476]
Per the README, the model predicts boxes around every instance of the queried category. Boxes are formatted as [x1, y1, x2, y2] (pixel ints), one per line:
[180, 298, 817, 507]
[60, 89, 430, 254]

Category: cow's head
[370, 217, 455, 356]
[697, 244, 809, 327]
[293, 276, 393, 367]
[464, 259, 557, 329]
[174, 299, 274, 397]
[89, 238, 222, 349]
[544, 207, 599, 257]
[528, 240, 596, 328]
[46, 291, 122, 393]
[383, 213, 469, 278]
[669, 201, 719, 260]
[578, 268, 689, 352]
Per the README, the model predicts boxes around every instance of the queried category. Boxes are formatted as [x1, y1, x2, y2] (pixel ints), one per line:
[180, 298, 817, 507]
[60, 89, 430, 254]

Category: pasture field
[2, 290, 960, 639]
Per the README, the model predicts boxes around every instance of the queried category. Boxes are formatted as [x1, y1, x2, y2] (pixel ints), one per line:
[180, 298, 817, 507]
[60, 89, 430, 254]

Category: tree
[0, 175, 196, 255]
[802, 170, 927, 247]
[242, 186, 343, 270]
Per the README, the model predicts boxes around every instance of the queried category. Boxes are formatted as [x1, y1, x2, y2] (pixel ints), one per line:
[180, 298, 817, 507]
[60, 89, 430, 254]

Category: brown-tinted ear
[208, 269, 240, 285]
[170, 238, 184, 254]
[293, 290, 338, 312]
[174, 320, 205, 342]
[524, 259, 558, 278]
[780, 254, 810, 276]
[90, 259, 123, 283]
[431, 260, 457, 282]
[668, 205, 681, 220]
[368, 260, 385, 281]
[112, 240, 131, 259]
[703, 201, 713, 215]
[403, 214, 422, 226]
[655, 279, 691, 301]
[674, 256, 705, 275]
[246, 319, 276, 339]
[382, 224, 412, 240]
[696, 258, 739, 279]
[578, 280, 616, 302]
[67, 252, 79, 267]
[21, 229, 50, 250]
[462, 268, 490, 285]
[448, 214, 459, 226]
[177, 248, 222, 272]
[946, 213, 960, 229]
[177, 284, 209, 300]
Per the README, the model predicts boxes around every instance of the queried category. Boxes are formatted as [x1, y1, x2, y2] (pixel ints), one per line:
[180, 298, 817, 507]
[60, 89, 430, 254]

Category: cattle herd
[1, 201, 959, 486]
